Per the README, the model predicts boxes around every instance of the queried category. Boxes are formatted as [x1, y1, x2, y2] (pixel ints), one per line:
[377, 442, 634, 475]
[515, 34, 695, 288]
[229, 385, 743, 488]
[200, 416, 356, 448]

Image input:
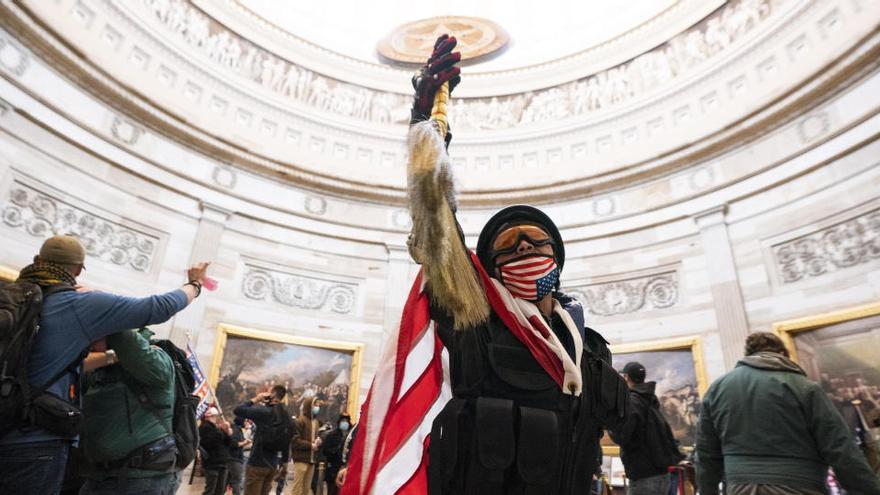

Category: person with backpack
[611, 362, 685, 495]
[0, 235, 210, 495]
[234, 385, 294, 495]
[76, 327, 195, 494]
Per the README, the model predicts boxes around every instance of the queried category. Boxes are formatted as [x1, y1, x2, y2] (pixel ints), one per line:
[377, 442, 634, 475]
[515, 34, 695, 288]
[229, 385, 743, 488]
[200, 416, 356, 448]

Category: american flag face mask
[496, 254, 560, 302]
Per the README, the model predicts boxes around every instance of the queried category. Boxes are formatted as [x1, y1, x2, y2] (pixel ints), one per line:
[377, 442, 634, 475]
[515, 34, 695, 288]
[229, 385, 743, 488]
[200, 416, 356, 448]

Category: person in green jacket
[696, 332, 880, 495]
[79, 327, 180, 494]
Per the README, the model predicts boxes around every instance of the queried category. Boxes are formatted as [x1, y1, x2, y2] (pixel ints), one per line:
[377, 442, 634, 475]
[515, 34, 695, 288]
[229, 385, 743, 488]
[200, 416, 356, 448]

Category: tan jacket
[291, 396, 319, 463]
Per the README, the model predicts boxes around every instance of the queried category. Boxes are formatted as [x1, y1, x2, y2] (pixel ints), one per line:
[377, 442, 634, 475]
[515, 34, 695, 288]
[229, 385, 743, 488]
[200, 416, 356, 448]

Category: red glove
[410, 34, 461, 125]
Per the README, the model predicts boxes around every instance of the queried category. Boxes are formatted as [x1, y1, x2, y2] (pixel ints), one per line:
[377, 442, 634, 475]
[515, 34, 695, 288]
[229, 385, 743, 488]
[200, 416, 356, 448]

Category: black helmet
[476, 205, 565, 276]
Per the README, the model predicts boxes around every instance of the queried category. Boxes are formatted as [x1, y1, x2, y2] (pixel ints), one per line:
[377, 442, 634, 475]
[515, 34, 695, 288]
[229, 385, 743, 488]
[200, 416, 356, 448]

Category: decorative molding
[0, 33, 30, 76]
[304, 195, 327, 215]
[688, 166, 716, 191]
[591, 196, 617, 218]
[391, 209, 412, 229]
[1, 181, 159, 272]
[110, 115, 143, 145]
[241, 263, 359, 314]
[377, 16, 509, 65]
[211, 166, 237, 189]
[772, 207, 880, 284]
[565, 270, 679, 316]
[796, 110, 831, 143]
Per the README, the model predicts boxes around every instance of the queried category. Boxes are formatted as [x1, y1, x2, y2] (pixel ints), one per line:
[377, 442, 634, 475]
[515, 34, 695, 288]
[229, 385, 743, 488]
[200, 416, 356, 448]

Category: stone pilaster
[168, 202, 231, 347]
[380, 244, 417, 351]
[694, 205, 750, 370]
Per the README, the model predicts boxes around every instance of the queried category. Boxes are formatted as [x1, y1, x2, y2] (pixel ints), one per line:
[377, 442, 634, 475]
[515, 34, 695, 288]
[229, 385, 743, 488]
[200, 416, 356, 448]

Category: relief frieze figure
[139, 0, 779, 131]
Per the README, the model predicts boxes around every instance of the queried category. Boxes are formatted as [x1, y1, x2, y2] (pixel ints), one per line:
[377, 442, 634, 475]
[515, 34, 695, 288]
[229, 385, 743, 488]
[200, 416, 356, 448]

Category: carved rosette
[241, 266, 358, 314]
[566, 271, 679, 316]
[772, 209, 880, 283]
[2, 183, 157, 272]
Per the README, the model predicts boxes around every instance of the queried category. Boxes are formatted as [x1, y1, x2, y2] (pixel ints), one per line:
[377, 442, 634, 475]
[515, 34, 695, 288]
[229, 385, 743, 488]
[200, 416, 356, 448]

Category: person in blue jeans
[0, 235, 210, 495]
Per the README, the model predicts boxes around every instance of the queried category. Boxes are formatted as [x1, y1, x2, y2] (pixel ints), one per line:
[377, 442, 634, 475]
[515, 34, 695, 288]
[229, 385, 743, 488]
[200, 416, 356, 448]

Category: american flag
[340, 252, 575, 495]
[185, 343, 218, 418]
[498, 256, 558, 301]
[340, 270, 451, 495]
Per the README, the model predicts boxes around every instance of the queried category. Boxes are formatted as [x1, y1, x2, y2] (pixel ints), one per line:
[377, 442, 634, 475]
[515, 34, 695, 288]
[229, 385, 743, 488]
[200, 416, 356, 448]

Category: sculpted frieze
[241, 264, 359, 315]
[772, 208, 880, 283]
[565, 271, 679, 317]
[1, 181, 159, 272]
[139, 0, 779, 131]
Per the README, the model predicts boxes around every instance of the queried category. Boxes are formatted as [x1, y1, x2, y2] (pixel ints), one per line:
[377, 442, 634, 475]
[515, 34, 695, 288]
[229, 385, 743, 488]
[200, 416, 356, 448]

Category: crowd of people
[0, 235, 362, 495]
[1, 211, 880, 495]
[197, 385, 356, 495]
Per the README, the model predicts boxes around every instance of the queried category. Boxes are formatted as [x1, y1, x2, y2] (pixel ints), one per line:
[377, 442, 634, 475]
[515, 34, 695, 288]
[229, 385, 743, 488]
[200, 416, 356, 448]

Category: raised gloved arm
[406, 35, 488, 330]
[409, 34, 461, 126]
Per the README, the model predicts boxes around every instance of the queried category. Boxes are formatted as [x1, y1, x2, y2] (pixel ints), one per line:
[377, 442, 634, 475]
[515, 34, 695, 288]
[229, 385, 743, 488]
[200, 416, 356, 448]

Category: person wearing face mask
[340, 35, 631, 495]
[291, 396, 322, 495]
[318, 414, 351, 495]
[419, 205, 631, 495]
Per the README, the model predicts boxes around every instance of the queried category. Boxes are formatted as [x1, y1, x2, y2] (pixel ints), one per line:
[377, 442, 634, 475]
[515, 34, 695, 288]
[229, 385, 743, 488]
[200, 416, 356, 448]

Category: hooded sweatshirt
[611, 381, 683, 480]
[697, 352, 880, 495]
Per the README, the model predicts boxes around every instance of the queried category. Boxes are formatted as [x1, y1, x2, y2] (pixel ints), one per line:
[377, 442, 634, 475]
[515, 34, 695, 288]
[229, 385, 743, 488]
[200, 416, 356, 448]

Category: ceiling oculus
[377, 16, 509, 65]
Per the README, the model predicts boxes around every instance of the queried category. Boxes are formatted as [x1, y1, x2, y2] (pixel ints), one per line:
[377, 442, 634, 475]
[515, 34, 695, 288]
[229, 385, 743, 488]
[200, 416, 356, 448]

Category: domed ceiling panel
[234, 0, 677, 71]
[199, 0, 723, 94]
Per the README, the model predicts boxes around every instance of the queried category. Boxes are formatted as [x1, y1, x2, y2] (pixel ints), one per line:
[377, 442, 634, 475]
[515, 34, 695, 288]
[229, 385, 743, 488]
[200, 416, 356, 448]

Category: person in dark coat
[320, 414, 351, 495]
[227, 416, 251, 495]
[199, 408, 232, 495]
[611, 362, 684, 494]
[696, 332, 880, 495]
[341, 35, 631, 495]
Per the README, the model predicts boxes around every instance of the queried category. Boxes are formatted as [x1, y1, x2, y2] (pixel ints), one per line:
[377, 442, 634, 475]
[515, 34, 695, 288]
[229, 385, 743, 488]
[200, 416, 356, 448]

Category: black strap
[30, 284, 79, 396]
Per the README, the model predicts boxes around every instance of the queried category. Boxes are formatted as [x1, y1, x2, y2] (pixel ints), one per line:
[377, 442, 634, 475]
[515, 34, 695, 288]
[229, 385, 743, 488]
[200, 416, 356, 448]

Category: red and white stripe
[340, 272, 451, 495]
[498, 256, 556, 300]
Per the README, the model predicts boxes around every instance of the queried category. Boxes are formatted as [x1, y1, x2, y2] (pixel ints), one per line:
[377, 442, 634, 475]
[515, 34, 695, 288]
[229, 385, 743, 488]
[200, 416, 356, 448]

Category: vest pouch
[488, 343, 556, 392]
[474, 397, 515, 494]
[516, 406, 559, 488]
[29, 390, 82, 437]
[428, 398, 466, 495]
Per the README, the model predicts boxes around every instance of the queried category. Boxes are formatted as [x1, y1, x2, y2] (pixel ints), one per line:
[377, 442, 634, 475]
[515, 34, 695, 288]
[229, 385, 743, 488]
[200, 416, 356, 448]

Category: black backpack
[0, 280, 78, 436]
[258, 403, 294, 453]
[139, 339, 201, 470]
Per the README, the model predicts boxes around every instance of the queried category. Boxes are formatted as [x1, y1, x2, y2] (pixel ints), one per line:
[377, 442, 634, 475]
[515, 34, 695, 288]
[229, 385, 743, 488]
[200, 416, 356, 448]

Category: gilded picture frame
[773, 302, 880, 428]
[602, 336, 708, 456]
[773, 302, 880, 362]
[210, 323, 364, 423]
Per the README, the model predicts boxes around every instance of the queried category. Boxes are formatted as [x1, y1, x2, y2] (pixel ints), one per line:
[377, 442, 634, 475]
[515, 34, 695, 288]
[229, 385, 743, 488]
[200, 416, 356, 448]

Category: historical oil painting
[210, 324, 363, 424]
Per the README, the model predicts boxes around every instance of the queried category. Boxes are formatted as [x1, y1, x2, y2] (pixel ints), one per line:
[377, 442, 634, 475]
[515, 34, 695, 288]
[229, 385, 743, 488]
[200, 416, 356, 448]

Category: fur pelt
[406, 121, 489, 329]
